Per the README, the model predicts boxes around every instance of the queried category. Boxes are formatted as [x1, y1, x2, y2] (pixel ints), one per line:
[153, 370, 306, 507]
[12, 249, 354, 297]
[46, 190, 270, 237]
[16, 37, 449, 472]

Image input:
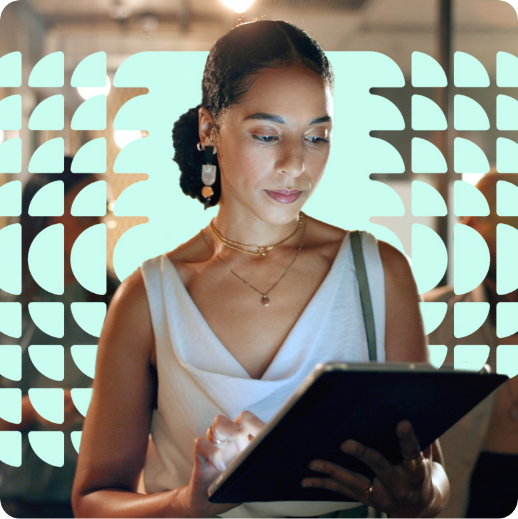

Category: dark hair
[18, 157, 118, 306]
[172, 19, 334, 209]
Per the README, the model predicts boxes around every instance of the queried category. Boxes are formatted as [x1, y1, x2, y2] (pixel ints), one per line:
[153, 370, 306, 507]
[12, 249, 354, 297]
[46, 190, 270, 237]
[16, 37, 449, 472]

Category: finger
[194, 436, 227, 473]
[396, 420, 422, 461]
[306, 459, 372, 496]
[234, 410, 266, 439]
[212, 415, 250, 451]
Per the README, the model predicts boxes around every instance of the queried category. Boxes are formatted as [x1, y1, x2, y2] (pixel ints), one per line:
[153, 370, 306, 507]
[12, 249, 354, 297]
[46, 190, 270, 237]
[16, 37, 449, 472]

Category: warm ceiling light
[220, 0, 255, 13]
[114, 130, 143, 149]
[78, 75, 111, 100]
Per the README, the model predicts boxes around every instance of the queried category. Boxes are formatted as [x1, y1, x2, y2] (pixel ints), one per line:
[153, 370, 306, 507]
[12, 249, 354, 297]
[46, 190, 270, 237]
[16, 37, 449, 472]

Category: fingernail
[309, 461, 322, 471]
[341, 441, 357, 454]
[301, 480, 312, 487]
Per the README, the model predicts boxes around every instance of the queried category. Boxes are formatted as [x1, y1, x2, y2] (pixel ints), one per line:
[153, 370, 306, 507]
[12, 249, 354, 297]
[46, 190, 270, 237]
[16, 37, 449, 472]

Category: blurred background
[1, 0, 517, 278]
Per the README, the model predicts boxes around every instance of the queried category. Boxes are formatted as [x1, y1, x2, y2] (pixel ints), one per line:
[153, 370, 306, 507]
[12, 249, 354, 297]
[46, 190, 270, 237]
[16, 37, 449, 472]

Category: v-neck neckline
[162, 232, 351, 381]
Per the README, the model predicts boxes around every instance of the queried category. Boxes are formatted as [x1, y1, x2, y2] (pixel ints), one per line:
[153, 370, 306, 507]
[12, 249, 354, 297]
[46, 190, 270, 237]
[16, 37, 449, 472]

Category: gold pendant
[202, 186, 214, 198]
[261, 296, 270, 306]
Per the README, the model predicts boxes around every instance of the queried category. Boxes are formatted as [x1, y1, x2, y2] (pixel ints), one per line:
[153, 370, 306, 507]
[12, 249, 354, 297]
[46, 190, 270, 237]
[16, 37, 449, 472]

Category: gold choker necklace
[210, 212, 305, 257]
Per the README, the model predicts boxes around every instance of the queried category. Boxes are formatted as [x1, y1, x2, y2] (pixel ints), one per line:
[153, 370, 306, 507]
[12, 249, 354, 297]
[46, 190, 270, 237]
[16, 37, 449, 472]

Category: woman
[72, 20, 449, 518]
[0, 157, 119, 518]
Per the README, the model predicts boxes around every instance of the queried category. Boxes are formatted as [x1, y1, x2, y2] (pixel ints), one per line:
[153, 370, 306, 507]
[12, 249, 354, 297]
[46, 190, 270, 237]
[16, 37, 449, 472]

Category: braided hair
[172, 19, 334, 209]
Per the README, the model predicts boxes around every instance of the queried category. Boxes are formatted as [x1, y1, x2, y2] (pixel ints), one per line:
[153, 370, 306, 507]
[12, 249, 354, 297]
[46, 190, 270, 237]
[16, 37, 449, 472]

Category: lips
[265, 189, 303, 204]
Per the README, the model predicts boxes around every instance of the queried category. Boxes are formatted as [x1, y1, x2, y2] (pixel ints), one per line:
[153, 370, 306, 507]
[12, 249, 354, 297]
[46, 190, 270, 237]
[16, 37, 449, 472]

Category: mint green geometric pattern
[28, 180, 64, 217]
[71, 95, 107, 131]
[72, 138, 107, 173]
[0, 95, 21, 130]
[71, 180, 107, 217]
[428, 345, 448, 369]
[0, 51, 22, 87]
[0, 345, 21, 381]
[454, 138, 490, 174]
[454, 95, 490, 131]
[454, 52, 490, 87]
[496, 137, 518, 173]
[71, 388, 93, 417]
[454, 302, 490, 338]
[419, 302, 447, 335]
[0, 137, 22, 173]
[0, 180, 21, 216]
[28, 345, 64, 381]
[497, 346, 518, 378]
[497, 180, 518, 216]
[497, 224, 518, 295]
[0, 388, 21, 424]
[0, 302, 21, 338]
[71, 303, 107, 337]
[71, 51, 107, 87]
[454, 345, 490, 372]
[411, 138, 447, 174]
[0, 223, 21, 295]
[411, 181, 447, 217]
[27, 223, 64, 295]
[497, 51, 518, 87]
[28, 388, 64, 424]
[70, 223, 106, 295]
[497, 303, 518, 338]
[28, 52, 64, 88]
[28, 302, 64, 338]
[411, 52, 447, 87]
[70, 345, 98, 379]
[28, 432, 64, 467]
[454, 224, 490, 295]
[0, 432, 22, 467]
[496, 95, 518, 131]
[28, 138, 64, 173]
[411, 224, 448, 294]
[411, 95, 447, 131]
[454, 180, 490, 217]
[368, 181, 405, 216]
[71, 431, 82, 454]
[28, 95, 64, 131]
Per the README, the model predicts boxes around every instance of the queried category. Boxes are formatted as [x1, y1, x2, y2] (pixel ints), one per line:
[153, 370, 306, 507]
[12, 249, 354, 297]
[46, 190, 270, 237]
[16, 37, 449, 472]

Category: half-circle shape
[412, 181, 447, 217]
[454, 180, 490, 217]
[70, 345, 98, 379]
[497, 137, 518, 173]
[70, 431, 82, 454]
[28, 302, 64, 338]
[411, 138, 447, 174]
[28, 431, 64, 467]
[28, 180, 64, 217]
[497, 224, 518, 295]
[0, 431, 22, 467]
[0, 223, 21, 295]
[71, 303, 106, 337]
[71, 180, 106, 217]
[427, 345, 448, 369]
[28, 52, 64, 88]
[71, 52, 106, 87]
[497, 95, 518, 131]
[28, 388, 63, 424]
[0, 345, 21, 381]
[0, 302, 21, 338]
[0, 137, 22, 173]
[454, 224, 490, 295]
[71, 388, 93, 418]
[411, 52, 447, 87]
[419, 302, 448, 335]
[454, 345, 490, 372]
[497, 51, 518, 87]
[28, 345, 64, 381]
[454, 95, 490, 131]
[365, 137, 405, 174]
[496, 303, 518, 338]
[412, 95, 447, 131]
[454, 302, 490, 338]
[0, 389, 21, 424]
[0, 180, 21, 216]
[0, 95, 21, 130]
[454, 138, 490, 174]
[72, 138, 106, 173]
[454, 52, 490, 87]
[0, 51, 22, 88]
[28, 95, 64, 131]
[497, 346, 518, 379]
[368, 181, 405, 217]
[28, 223, 64, 295]
[28, 138, 64, 173]
[497, 180, 518, 216]
[71, 95, 106, 131]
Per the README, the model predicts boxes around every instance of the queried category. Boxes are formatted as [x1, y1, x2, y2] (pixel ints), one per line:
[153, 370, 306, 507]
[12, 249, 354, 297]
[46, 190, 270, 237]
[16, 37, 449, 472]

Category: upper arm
[378, 241, 427, 364]
[72, 267, 156, 501]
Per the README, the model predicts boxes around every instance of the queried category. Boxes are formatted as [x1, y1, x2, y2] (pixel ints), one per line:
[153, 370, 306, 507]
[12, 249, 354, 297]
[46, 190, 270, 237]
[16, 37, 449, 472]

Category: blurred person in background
[425, 171, 518, 518]
[0, 156, 120, 518]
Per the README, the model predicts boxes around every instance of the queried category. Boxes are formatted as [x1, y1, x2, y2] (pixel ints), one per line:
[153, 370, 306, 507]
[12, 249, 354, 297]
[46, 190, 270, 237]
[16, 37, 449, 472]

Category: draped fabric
[140, 231, 385, 517]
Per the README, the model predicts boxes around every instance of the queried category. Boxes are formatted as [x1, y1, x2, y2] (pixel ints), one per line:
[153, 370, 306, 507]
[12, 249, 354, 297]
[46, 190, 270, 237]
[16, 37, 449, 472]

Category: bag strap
[350, 231, 377, 362]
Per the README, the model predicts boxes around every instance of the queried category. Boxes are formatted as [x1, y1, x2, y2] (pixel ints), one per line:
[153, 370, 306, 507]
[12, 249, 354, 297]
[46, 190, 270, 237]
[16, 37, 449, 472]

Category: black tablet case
[208, 368, 507, 503]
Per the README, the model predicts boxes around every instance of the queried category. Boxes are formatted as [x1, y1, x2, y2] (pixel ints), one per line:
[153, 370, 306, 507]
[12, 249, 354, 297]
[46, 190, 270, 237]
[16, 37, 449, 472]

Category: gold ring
[362, 482, 374, 500]
[206, 426, 224, 445]
[403, 453, 424, 472]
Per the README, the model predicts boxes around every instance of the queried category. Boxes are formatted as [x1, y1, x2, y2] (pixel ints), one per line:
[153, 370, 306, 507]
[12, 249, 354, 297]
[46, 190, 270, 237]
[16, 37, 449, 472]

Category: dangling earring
[198, 140, 216, 200]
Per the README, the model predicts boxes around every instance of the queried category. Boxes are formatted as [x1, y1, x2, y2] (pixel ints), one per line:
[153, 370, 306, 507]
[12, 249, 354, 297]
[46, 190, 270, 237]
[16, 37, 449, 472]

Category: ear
[198, 107, 218, 155]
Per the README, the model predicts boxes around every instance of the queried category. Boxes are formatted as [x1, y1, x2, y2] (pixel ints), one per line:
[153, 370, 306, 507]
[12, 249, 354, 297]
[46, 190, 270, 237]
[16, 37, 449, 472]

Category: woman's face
[211, 62, 334, 225]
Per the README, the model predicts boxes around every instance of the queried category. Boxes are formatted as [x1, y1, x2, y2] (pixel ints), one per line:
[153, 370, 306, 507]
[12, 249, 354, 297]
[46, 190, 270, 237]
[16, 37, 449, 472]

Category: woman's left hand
[301, 420, 438, 518]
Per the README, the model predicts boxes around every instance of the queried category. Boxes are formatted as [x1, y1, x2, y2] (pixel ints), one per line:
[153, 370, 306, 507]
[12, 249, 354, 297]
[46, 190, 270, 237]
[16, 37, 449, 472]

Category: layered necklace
[207, 213, 307, 306]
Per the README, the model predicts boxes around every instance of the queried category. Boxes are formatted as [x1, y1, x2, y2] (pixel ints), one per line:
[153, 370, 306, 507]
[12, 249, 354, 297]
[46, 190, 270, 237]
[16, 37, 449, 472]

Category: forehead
[226, 63, 333, 123]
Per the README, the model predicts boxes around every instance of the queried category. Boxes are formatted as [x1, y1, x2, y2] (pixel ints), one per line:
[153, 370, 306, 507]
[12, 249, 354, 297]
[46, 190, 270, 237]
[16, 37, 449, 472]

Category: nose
[276, 141, 305, 178]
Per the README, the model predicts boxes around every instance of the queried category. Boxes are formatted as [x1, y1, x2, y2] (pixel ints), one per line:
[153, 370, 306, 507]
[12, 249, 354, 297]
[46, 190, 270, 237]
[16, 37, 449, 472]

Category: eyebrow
[243, 113, 332, 125]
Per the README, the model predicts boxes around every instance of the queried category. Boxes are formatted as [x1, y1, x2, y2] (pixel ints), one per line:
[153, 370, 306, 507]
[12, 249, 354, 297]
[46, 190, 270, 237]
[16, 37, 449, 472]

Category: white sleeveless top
[140, 231, 385, 518]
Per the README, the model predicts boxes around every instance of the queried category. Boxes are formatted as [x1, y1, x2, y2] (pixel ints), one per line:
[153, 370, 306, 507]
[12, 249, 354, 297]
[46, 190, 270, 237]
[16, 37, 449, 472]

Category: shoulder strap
[350, 231, 377, 362]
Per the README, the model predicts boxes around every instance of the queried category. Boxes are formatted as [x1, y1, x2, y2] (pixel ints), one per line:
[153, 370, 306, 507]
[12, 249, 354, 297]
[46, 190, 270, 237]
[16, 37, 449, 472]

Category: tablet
[208, 362, 508, 503]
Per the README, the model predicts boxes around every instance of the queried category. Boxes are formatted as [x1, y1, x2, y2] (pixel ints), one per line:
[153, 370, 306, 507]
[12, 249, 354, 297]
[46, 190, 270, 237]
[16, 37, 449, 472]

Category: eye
[305, 136, 329, 145]
[252, 135, 279, 143]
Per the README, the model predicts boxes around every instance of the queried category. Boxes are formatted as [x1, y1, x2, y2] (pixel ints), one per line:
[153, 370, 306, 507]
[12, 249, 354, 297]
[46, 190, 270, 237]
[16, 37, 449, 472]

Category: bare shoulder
[303, 215, 348, 260]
